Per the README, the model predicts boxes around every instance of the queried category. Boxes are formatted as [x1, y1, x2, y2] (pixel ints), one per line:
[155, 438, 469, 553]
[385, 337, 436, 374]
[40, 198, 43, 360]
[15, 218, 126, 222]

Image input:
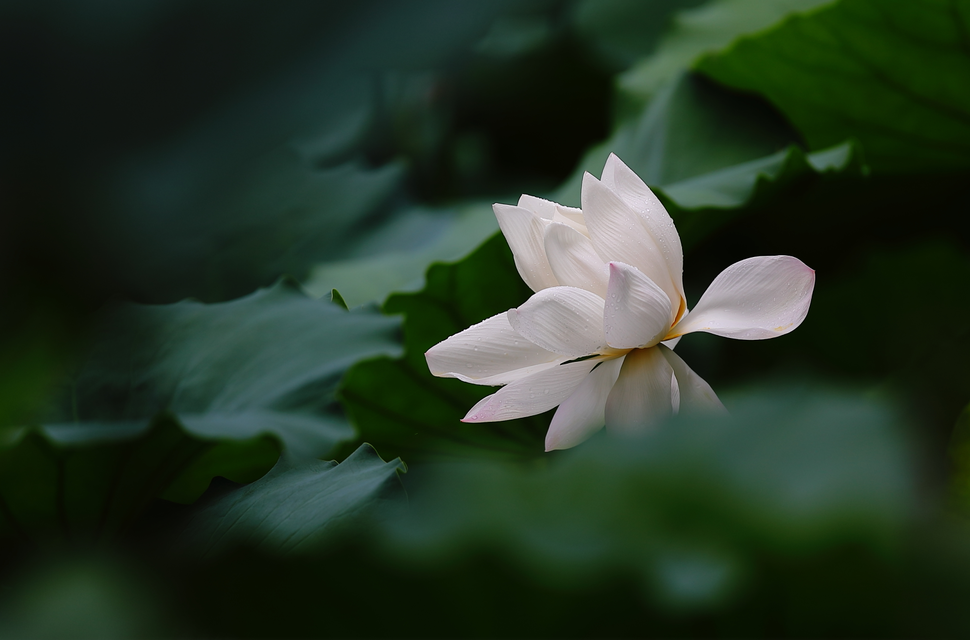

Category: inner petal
[603, 262, 672, 350]
[492, 203, 559, 293]
[601, 153, 685, 308]
[581, 172, 681, 321]
[544, 222, 609, 298]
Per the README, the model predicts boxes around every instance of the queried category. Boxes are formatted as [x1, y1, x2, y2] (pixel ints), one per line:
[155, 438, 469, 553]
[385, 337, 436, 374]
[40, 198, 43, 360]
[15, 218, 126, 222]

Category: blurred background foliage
[3, 0, 970, 637]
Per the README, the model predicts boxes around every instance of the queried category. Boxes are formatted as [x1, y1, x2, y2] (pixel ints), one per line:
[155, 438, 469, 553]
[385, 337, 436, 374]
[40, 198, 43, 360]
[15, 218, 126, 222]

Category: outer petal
[668, 256, 815, 340]
[508, 286, 607, 358]
[605, 346, 674, 432]
[452, 360, 564, 386]
[426, 312, 561, 385]
[581, 172, 680, 322]
[658, 344, 726, 415]
[601, 153, 685, 313]
[543, 222, 609, 298]
[462, 359, 599, 423]
[604, 262, 672, 349]
[493, 203, 558, 292]
[545, 356, 623, 451]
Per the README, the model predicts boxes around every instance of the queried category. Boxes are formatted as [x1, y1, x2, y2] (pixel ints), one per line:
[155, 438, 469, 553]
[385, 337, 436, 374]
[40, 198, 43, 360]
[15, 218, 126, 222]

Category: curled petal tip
[543, 433, 557, 451]
[543, 434, 563, 452]
[462, 410, 487, 423]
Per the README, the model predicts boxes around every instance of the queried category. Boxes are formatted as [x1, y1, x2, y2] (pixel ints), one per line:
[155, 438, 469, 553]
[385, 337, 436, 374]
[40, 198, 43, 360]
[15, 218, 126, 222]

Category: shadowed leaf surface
[174, 443, 405, 557]
[696, 0, 970, 173]
[617, 0, 833, 104]
[43, 280, 401, 461]
[0, 282, 401, 542]
[0, 417, 277, 544]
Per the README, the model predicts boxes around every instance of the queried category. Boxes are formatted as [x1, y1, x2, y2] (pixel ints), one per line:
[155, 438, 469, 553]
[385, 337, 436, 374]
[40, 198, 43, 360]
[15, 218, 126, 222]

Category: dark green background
[2, 0, 970, 637]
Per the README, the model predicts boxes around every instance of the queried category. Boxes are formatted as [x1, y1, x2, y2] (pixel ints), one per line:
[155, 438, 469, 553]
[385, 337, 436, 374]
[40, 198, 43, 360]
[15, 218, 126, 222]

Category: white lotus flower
[425, 154, 815, 451]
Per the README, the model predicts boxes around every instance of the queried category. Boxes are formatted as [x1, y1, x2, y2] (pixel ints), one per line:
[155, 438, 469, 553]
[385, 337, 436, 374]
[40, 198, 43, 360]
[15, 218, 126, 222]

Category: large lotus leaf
[569, 0, 706, 70]
[557, 121, 864, 254]
[557, 71, 801, 200]
[696, 0, 970, 173]
[0, 416, 278, 544]
[552, 73, 866, 254]
[561, 137, 867, 263]
[0, 281, 400, 542]
[339, 234, 549, 464]
[661, 140, 866, 251]
[0, 280, 402, 545]
[617, 0, 833, 104]
[42, 280, 400, 460]
[174, 443, 405, 557]
[303, 202, 500, 308]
